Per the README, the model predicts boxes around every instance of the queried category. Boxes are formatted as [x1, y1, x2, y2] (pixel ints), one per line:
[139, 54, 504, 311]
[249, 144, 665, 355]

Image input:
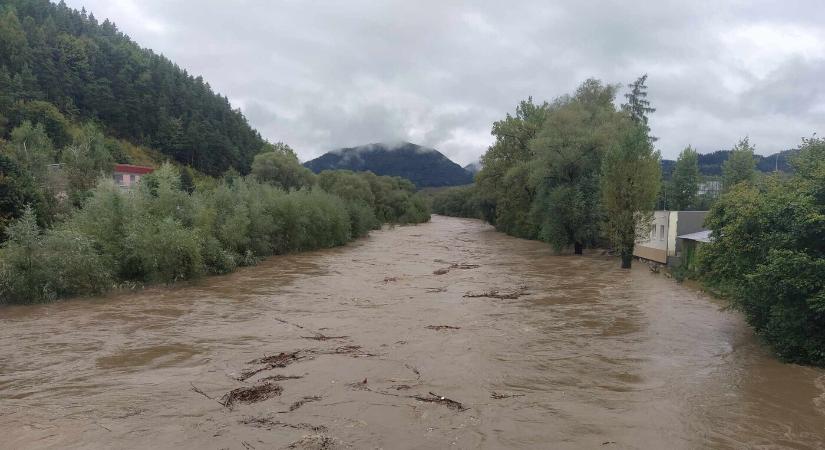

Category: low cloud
[67, 0, 825, 163]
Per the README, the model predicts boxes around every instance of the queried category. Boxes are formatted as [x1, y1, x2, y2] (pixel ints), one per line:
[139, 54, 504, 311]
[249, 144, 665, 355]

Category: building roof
[114, 164, 154, 175]
[677, 229, 712, 243]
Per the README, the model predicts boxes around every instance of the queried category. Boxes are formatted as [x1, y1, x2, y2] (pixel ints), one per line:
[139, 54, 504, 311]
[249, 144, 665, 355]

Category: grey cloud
[66, 0, 825, 163]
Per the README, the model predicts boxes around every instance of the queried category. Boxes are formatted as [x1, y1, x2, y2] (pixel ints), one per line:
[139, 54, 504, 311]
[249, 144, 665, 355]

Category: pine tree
[622, 74, 656, 141]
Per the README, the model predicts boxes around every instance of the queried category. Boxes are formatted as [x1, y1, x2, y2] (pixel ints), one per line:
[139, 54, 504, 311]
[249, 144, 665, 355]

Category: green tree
[476, 97, 549, 231]
[601, 124, 662, 268]
[60, 123, 114, 205]
[722, 137, 756, 191]
[179, 165, 196, 194]
[699, 138, 825, 364]
[667, 146, 699, 210]
[7, 120, 54, 182]
[0, 153, 46, 236]
[251, 149, 315, 191]
[529, 79, 620, 253]
[622, 74, 656, 141]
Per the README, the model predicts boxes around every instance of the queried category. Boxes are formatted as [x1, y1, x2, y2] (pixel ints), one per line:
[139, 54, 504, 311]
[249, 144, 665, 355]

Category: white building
[633, 211, 708, 265]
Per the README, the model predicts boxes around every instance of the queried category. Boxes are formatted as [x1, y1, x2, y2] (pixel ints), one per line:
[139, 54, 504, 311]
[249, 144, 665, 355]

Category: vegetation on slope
[0, 2, 430, 304]
[304, 142, 474, 188]
[0, 0, 265, 175]
[0, 161, 429, 304]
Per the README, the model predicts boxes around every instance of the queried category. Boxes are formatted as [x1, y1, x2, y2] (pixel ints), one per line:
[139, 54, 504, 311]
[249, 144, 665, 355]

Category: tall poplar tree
[722, 137, 757, 191]
[668, 146, 700, 210]
[603, 74, 661, 269]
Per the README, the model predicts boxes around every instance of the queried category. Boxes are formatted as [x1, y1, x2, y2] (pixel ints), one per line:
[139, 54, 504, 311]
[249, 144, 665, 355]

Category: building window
[115, 173, 124, 185]
[659, 225, 665, 240]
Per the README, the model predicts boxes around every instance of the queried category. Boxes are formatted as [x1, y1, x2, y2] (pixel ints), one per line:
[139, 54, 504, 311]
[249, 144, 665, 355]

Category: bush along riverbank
[0, 163, 430, 304]
[696, 138, 825, 366]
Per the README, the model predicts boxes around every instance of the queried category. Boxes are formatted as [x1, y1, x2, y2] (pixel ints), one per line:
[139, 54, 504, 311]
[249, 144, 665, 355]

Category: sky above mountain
[65, 0, 825, 165]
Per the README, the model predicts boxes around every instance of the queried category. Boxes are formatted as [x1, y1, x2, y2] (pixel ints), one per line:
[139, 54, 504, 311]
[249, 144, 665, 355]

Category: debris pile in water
[220, 383, 283, 409]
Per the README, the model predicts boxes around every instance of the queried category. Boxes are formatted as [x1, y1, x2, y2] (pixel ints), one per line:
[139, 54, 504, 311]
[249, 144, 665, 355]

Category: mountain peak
[304, 142, 473, 188]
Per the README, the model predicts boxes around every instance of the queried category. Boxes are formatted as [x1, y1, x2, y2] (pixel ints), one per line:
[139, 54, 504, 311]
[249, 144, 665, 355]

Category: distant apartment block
[633, 210, 708, 265]
[113, 164, 154, 189]
[698, 180, 721, 198]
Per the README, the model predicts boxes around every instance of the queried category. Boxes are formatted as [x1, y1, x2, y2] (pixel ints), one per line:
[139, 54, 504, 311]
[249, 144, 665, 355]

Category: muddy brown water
[1, 216, 824, 449]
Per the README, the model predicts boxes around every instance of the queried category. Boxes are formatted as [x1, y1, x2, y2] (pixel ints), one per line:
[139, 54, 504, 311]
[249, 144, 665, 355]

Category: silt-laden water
[1, 216, 823, 449]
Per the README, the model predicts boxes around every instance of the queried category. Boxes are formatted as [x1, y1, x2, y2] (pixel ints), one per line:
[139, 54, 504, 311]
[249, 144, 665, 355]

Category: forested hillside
[0, 0, 265, 175]
[304, 142, 474, 188]
[0, 1, 432, 304]
[661, 148, 796, 178]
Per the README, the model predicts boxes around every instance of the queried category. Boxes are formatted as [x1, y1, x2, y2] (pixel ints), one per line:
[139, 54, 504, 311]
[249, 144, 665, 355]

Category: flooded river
[1, 216, 824, 449]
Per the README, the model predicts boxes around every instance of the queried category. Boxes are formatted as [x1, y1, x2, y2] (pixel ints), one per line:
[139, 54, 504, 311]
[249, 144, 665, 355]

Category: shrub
[0, 166, 430, 303]
[0, 207, 110, 303]
[121, 216, 204, 283]
[699, 138, 825, 365]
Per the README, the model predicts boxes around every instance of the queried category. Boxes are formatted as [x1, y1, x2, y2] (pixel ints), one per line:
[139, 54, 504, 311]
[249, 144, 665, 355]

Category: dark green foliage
[722, 138, 757, 191]
[304, 142, 473, 188]
[660, 148, 796, 177]
[0, 206, 111, 303]
[621, 74, 656, 140]
[601, 124, 662, 268]
[665, 146, 700, 210]
[431, 185, 483, 219]
[476, 97, 549, 236]
[699, 138, 825, 365]
[0, 152, 47, 235]
[442, 78, 661, 262]
[0, 164, 429, 304]
[0, 1, 265, 175]
[529, 80, 619, 251]
[252, 147, 315, 191]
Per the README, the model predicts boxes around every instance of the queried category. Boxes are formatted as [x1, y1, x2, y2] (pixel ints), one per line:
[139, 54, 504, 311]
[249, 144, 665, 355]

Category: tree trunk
[621, 250, 633, 269]
[574, 242, 583, 255]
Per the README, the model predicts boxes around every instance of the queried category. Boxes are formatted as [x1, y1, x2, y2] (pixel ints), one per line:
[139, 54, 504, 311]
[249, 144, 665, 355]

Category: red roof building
[113, 164, 154, 189]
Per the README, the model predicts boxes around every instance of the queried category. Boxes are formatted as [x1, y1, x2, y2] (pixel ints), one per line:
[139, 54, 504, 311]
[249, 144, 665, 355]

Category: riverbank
[1, 216, 823, 449]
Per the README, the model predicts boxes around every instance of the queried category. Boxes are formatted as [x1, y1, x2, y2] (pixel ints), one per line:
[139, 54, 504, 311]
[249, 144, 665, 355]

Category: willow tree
[602, 124, 661, 268]
[251, 146, 315, 191]
[529, 79, 620, 254]
[475, 97, 549, 233]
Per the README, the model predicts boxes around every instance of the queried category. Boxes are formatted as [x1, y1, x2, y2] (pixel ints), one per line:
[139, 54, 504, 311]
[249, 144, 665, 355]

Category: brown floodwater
[1, 215, 823, 449]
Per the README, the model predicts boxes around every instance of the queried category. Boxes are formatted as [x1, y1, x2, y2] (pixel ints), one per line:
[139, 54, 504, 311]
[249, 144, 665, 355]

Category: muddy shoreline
[1, 216, 823, 449]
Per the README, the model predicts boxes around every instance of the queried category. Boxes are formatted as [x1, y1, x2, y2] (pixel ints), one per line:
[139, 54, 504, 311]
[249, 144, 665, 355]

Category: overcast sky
[65, 0, 825, 164]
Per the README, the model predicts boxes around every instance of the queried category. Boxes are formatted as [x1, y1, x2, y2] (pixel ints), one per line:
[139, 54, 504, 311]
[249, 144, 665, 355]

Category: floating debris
[285, 434, 339, 450]
[301, 333, 349, 341]
[241, 416, 327, 433]
[450, 263, 480, 269]
[274, 317, 305, 329]
[412, 391, 467, 411]
[382, 276, 399, 283]
[315, 345, 377, 357]
[260, 374, 304, 382]
[425, 325, 461, 331]
[463, 287, 527, 300]
[287, 395, 322, 412]
[220, 383, 282, 409]
[433, 268, 450, 275]
[491, 391, 525, 399]
[239, 351, 306, 381]
[346, 378, 370, 391]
